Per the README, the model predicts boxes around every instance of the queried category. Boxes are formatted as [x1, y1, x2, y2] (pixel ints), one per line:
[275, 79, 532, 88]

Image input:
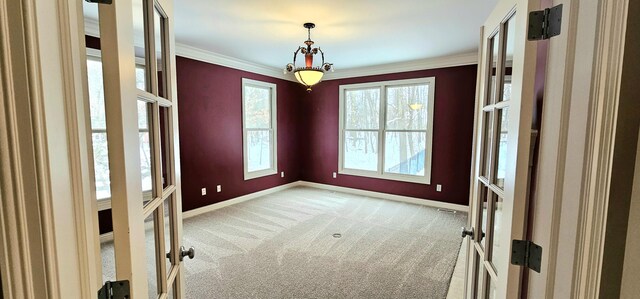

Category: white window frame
[242, 78, 278, 180]
[338, 77, 435, 184]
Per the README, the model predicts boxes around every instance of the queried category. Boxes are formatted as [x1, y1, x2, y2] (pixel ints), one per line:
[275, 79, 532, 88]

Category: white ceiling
[84, 0, 498, 71]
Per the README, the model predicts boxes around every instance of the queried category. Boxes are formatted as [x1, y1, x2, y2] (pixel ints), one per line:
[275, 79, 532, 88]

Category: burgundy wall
[88, 35, 478, 234]
[176, 57, 306, 212]
[300, 66, 478, 206]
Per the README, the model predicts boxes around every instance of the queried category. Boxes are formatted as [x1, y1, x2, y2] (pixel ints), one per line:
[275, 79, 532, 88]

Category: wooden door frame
[524, 0, 630, 298]
[0, 0, 100, 298]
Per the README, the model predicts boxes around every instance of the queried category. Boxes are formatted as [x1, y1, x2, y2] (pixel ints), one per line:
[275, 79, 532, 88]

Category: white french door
[464, 0, 539, 298]
[96, 0, 188, 297]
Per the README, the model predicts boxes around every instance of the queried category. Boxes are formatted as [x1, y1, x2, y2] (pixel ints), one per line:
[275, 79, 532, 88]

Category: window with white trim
[339, 77, 435, 184]
[86, 49, 150, 210]
[242, 78, 278, 180]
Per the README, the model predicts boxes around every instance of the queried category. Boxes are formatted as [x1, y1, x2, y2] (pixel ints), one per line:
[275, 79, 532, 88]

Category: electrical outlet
[216, 185, 222, 193]
[333, 172, 337, 179]
[436, 184, 442, 192]
[201, 188, 207, 196]
[281, 171, 285, 178]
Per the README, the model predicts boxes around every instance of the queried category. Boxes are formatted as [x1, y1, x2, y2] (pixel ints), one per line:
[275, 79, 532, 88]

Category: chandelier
[284, 23, 333, 92]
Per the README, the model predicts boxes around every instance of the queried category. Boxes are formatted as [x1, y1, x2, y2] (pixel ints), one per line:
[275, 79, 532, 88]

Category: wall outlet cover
[333, 172, 337, 179]
[201, 188, 207, 196]
[436, 184, 442, 192]
[281, 171, 285, 178]
[216, 185, 222, 193]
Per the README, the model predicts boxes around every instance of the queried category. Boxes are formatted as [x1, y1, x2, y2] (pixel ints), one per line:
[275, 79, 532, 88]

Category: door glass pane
[145, 211, 160, 299]
[474, 253, 485, 298]
[345, 88, 380, 130]
[167, 281, 176, 299]
[153, 7, 166, 98]
[344, 131, 379, 171]
[163, 197, 173, 275]
[138, 100, 155, 203]
[243, 85, 272, 129]
[159, 106, 170, 189]
[486, 33, 500, 105]
[479, 185, 489, 249]
[480, 111, 492, 178]
[490, 193, 505, 273]
[385, 84, 428, 130]
[488, 276, 497, 299]
[99, 210, 116, 282]
[495, 108, 509, 189]
[246, 130, 271, 172]
[87, 57, 107, 130]
[87, 56, 112, 201]
[499, 16, 516, 103]
[384, 132, 426, 176]
[132, 0, 149, 91]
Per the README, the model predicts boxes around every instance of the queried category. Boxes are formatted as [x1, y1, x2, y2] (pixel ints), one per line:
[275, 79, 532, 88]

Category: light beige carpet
[182, 186, 466, 299]
[101, 186, 466, 298]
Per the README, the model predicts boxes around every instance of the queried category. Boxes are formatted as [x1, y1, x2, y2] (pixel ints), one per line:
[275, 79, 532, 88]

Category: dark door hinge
[85, 0, 113, 4]
[528, 4, 563, 41]
[511, 240, 543, 273]
[97, 280, 130, 299]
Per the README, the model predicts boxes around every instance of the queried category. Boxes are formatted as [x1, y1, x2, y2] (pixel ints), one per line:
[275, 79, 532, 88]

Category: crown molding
[83, 18, 477, 82]
[175, 44, 295, 82]
[323, 52, 478, 81]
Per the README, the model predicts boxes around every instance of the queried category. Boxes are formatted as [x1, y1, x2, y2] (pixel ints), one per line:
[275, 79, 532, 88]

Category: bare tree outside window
[339, 77, 435, 184]
[242, 79, 277, 180]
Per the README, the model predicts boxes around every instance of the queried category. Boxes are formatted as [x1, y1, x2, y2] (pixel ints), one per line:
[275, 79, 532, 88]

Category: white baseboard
[297, 181, 469, 212]
[100, 180, 467, 242]
[181, 181, 302, 219]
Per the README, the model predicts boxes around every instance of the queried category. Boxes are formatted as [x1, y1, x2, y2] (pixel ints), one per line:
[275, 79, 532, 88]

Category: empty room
[1, 0, 639, 298]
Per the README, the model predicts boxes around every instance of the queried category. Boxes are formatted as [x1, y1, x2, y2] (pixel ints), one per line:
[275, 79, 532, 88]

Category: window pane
[474, 255, 485, 298]
[132, 0, 149, 91]
[136, 66, 146, 91]
[92, 133, 111, 199]
[490, 193, 505, 274]
[244, 85, 272, 129]
[154, 7, 166, 98]
[345, 88, 380, 130]
[145, 211, 159, 299]
[385, 84, 429, 130]
[159, 106, 170, 189]
[495, 108, 509, 189]
[384, 131, 426, 176]
[499, 16, 516, 103]
[479, 185, 488, 249]
[487, 33, 500, 105]
[138, 101, 154, 201]
[488, 277, 497, 299]
[481, 111, 492, 178]
[87, 58, 106, 129]
[163, 197, 172, 276]
[344, 131, 378, 171]
[246, 130, 271, 172]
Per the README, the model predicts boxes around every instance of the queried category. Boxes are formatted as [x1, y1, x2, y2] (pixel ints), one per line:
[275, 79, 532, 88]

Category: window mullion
[378, 84, 386, 175]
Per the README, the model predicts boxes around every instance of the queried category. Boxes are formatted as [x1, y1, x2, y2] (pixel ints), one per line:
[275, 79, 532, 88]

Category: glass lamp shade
[294, 69, 324, 91]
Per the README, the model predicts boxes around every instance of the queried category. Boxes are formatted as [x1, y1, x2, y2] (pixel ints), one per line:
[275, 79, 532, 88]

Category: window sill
[338, 169, 431, 185]
[244, 169, 277, 181]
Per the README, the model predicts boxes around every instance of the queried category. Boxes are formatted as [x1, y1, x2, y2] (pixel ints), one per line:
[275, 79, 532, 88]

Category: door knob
[179, 246, 195, 261]
[461, 227, 474, 238]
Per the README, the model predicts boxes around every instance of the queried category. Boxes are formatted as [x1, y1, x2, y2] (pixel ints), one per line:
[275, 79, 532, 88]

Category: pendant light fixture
[284, 23, 333, 92]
